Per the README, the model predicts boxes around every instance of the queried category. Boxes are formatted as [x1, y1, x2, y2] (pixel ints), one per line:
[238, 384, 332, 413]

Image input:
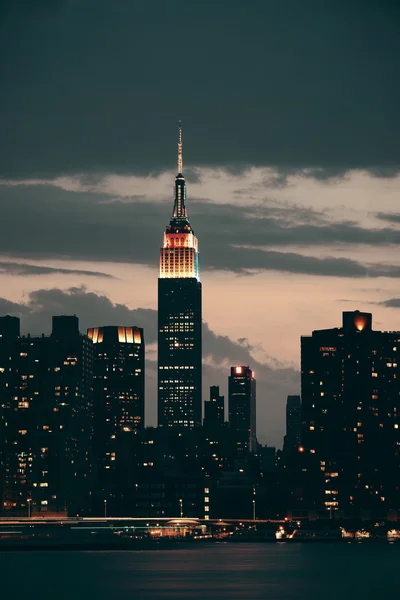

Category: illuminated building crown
[159, 122, 200, 281]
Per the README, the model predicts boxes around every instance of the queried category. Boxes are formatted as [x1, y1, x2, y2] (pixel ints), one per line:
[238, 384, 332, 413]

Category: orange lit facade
[160, 228, 200, 281]
[158, 124, 202, 428]
[300, 310, 400, 515]
[88, 326, 142, 345]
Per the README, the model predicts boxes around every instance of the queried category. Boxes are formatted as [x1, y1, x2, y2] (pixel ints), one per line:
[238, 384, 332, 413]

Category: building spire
[172, 120, 187, 220]
[177, 120, 183, 175]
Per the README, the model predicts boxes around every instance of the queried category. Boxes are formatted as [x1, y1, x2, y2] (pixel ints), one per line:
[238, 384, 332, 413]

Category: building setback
[204, 385, 225, 428]
[228, 366, 256, 453]
[158, 123, 202, 428]
[301, 310, 400, 515]
[284, 395, 301, 452]
[0, 316, 93, 516]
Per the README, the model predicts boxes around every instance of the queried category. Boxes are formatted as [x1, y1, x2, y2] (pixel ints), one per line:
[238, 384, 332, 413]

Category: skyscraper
[158, 124, 202, 428]
[301, 310, 400, 514]
[0, 316, 93, 516]
[228, 366, 256, 453]
[204, 385, 225, 428]
[87, 325, 144, 491]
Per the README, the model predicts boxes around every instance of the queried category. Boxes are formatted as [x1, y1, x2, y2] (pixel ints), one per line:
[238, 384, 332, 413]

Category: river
[2, 542, 396, 599]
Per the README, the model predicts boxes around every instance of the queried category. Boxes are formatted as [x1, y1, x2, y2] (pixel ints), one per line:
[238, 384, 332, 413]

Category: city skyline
[2, 4, 400, 599]
[1, 2, 400, 447]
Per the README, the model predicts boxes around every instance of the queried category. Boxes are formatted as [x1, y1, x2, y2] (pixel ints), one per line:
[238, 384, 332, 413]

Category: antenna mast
[178, 121, 183, 174]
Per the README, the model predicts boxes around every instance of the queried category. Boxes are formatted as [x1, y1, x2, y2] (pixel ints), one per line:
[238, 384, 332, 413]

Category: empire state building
[158, 124, 202, 428]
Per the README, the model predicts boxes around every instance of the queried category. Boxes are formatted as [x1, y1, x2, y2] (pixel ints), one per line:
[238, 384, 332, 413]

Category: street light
[27, 498, 32, 519]
[104, 499, 107, 518]
[179, 498, 183, 518]
[252, 499, 256, 520]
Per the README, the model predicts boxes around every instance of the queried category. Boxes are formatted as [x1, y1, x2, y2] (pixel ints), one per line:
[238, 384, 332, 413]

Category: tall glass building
[158, 124, 202, 428]
[87, 325, 144, 494]
[228, 366, 257, 453]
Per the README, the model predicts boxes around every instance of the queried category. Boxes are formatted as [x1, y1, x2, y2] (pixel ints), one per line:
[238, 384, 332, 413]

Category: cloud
[0, 1, 399, 178]
[265, 167, 352, 187]
[209, 246, 400, 278]
[0, 0, 68, 17]
[2, 182, 400, 278]
[0, 285, 299, 446]
[12, 286, 157, 338]
[0, 261, 114, 278]
[379, 298, 400, 308]
[0, 296, 28, 317]
[375, 212, 400, 225]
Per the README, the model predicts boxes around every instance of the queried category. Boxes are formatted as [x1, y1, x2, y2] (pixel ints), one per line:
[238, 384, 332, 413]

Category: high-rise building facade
[228, 366, 256, 453]
[301, 310, 400, 514]
[87, 325, 144, 490]
[0, 316, 93, 516]
[158, 124, 202, 428]
[284, 395, 301, 452]
[204, 385, 224, 428]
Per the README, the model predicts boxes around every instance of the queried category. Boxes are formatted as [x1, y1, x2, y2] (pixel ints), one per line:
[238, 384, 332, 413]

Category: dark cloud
[0, 0, 68, 17]
[0, 261, 114, 278]
[13, 286, 157, 338]
[375, 212, 400, 224]
[0, 1, 399, 178]
[379, 298, 400, 308]
[216, 249, 400, 279]
[0, 297, 28, 317]
[0, 286, 299, 446]
[1, 182, 400, 278]
[263, 167, 352, 187]
[369, 167, 400, 179]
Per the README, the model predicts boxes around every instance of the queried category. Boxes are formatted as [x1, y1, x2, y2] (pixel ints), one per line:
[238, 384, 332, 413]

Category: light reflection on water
[3, 543, 398, 599]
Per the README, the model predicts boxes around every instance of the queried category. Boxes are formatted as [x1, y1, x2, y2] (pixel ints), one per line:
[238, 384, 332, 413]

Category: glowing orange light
[354, 315, 368, 331]
[235, 366, 243, 374]
[298, 446, 305, 453]
[88, 328, 99, 343]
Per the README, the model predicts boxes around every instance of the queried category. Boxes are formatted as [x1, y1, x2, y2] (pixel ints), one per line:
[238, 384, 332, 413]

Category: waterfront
[2, 543, 398, 600]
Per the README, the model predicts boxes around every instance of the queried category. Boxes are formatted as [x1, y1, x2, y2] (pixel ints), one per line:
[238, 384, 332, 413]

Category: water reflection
[2, 543, 399, 600]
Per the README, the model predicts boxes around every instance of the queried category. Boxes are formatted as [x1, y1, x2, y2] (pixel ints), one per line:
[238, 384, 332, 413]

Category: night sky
[1, 1, 399, 446]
